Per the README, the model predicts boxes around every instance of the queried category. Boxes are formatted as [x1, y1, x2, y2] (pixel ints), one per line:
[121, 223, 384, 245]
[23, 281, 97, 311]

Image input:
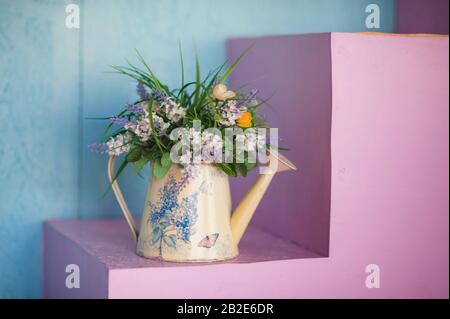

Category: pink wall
[397, 0, 449, 34]
[228, 34, 332, 256]
[330, 33, 449, 298]
[228, 32, 449, 298]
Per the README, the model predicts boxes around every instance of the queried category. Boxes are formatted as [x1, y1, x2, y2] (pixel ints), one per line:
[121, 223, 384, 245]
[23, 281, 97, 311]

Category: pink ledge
[43, 219, 321, 299]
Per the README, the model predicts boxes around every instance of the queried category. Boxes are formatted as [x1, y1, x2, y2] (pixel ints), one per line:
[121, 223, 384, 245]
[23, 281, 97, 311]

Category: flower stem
[147, 100, 164, 155]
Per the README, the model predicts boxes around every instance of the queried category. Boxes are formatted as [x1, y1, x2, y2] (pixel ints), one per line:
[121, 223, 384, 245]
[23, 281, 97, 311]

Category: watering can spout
[230, 150, 297, 245]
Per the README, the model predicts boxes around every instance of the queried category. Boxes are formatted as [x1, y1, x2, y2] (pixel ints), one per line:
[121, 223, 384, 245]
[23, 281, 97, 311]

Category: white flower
[217, 100, 246, 126]
[189, 128, 202, 147]
[152, 113, 170, 135]
[235, 131, 266, 153]
[160, 97, 186, 123]
[201, 131, 223, 162]
[106, 133, 131, 156]
[168, 107, 186, 122]
[125, 109, 170, 141]
[179, 152, 192, 165]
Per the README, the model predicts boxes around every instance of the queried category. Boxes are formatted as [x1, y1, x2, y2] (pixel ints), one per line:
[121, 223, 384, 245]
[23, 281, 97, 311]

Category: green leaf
[133, 157, 149, 173]
[159, 221, 171, 230]
[151, 227, 163, 245]
[158, 217, 171, 230]
[245, 161, 257, 172]
[85, 116, 111, 120]
[111, 158, 129, 184]
[236, 163, 248, 177]
[153, 159, 171, 179]
[142, 148, 160, 161]
[126, 147, 141, 163]
[216, 163, 237, 177]
[163, 235, 177, 248]
[161, 152, 172, 168]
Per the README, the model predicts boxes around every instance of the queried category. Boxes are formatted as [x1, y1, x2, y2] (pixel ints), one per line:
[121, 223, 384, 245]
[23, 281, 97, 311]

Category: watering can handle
[107, 156, 139, 242]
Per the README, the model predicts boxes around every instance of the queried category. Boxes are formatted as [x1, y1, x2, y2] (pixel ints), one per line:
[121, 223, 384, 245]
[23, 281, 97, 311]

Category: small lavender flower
[217, 100, 246, 126]
[88, 143, 109, 154]
[236, 89, 258, 108]
[106, 133, 131, 156]
[247, 89, 259, 102]
[201, 131, 223, 163]
[110, 116, 129, 126]
[125, 103, 146, 116]
[151, 88, 165, 102]
[235, 130, 266, 152]
[136, 82, 150, 100]
[159, 96, 186, 122]
[124, 109, 169, 141]
[153, 113, 171, 135]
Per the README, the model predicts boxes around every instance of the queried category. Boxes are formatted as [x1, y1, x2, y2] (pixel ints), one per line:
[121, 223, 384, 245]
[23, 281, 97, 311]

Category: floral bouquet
[89, 47, 273, 180]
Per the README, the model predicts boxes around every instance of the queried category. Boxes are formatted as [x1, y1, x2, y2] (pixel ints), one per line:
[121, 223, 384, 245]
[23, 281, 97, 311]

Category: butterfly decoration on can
[198, 233, 219, 248]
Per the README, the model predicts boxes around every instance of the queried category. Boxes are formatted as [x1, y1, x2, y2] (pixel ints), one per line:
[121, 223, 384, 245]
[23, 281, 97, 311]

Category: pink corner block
[228, 33, 449, 298]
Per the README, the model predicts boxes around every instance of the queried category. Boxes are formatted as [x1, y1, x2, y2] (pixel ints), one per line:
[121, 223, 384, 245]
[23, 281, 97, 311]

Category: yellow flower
[236, 112, 252, 128]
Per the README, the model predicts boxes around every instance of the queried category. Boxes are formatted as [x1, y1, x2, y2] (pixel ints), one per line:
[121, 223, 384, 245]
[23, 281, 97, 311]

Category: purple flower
[125, 103, 145, 116]
[136, 83, 169, 102]
[136, 82, 150, 100]
[110, 116, 129, 126]
[248, 88, 258, 98]
[88, 143, 108, 154]
[236, 89, 259, 108]
[151, 88, 165, 102]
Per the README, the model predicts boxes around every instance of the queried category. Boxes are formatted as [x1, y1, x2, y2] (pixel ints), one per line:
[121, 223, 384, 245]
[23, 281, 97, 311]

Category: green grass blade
[219, 43, 254, 83]
[194, 50, 201, 109]
[176, 81, 197, 99]
[85, 117, 111, 120]
[111, 157, 129, 183]
[146, 98, 165, 155]
[179, 42, 185, 88]
[135, 49, 163, 92]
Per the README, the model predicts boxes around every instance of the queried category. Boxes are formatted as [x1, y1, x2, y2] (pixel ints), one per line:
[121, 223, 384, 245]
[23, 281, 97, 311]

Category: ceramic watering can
[107, 151, 296, 262]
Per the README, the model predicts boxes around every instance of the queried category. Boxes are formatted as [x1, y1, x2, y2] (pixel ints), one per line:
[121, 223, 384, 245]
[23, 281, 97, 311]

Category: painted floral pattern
[148, 168, 199, 250]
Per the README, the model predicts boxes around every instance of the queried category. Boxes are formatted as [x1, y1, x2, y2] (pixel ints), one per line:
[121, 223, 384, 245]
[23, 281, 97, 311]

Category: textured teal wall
[0, 0, 395, 298]
[0, 0, 80, 298]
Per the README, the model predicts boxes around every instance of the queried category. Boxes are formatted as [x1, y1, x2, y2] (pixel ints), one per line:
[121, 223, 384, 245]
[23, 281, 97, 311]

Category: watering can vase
[107, 151, 296, 262]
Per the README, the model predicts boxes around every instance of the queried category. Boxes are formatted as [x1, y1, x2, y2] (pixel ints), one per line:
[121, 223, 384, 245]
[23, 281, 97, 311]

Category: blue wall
[0, 0, 396, 298]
